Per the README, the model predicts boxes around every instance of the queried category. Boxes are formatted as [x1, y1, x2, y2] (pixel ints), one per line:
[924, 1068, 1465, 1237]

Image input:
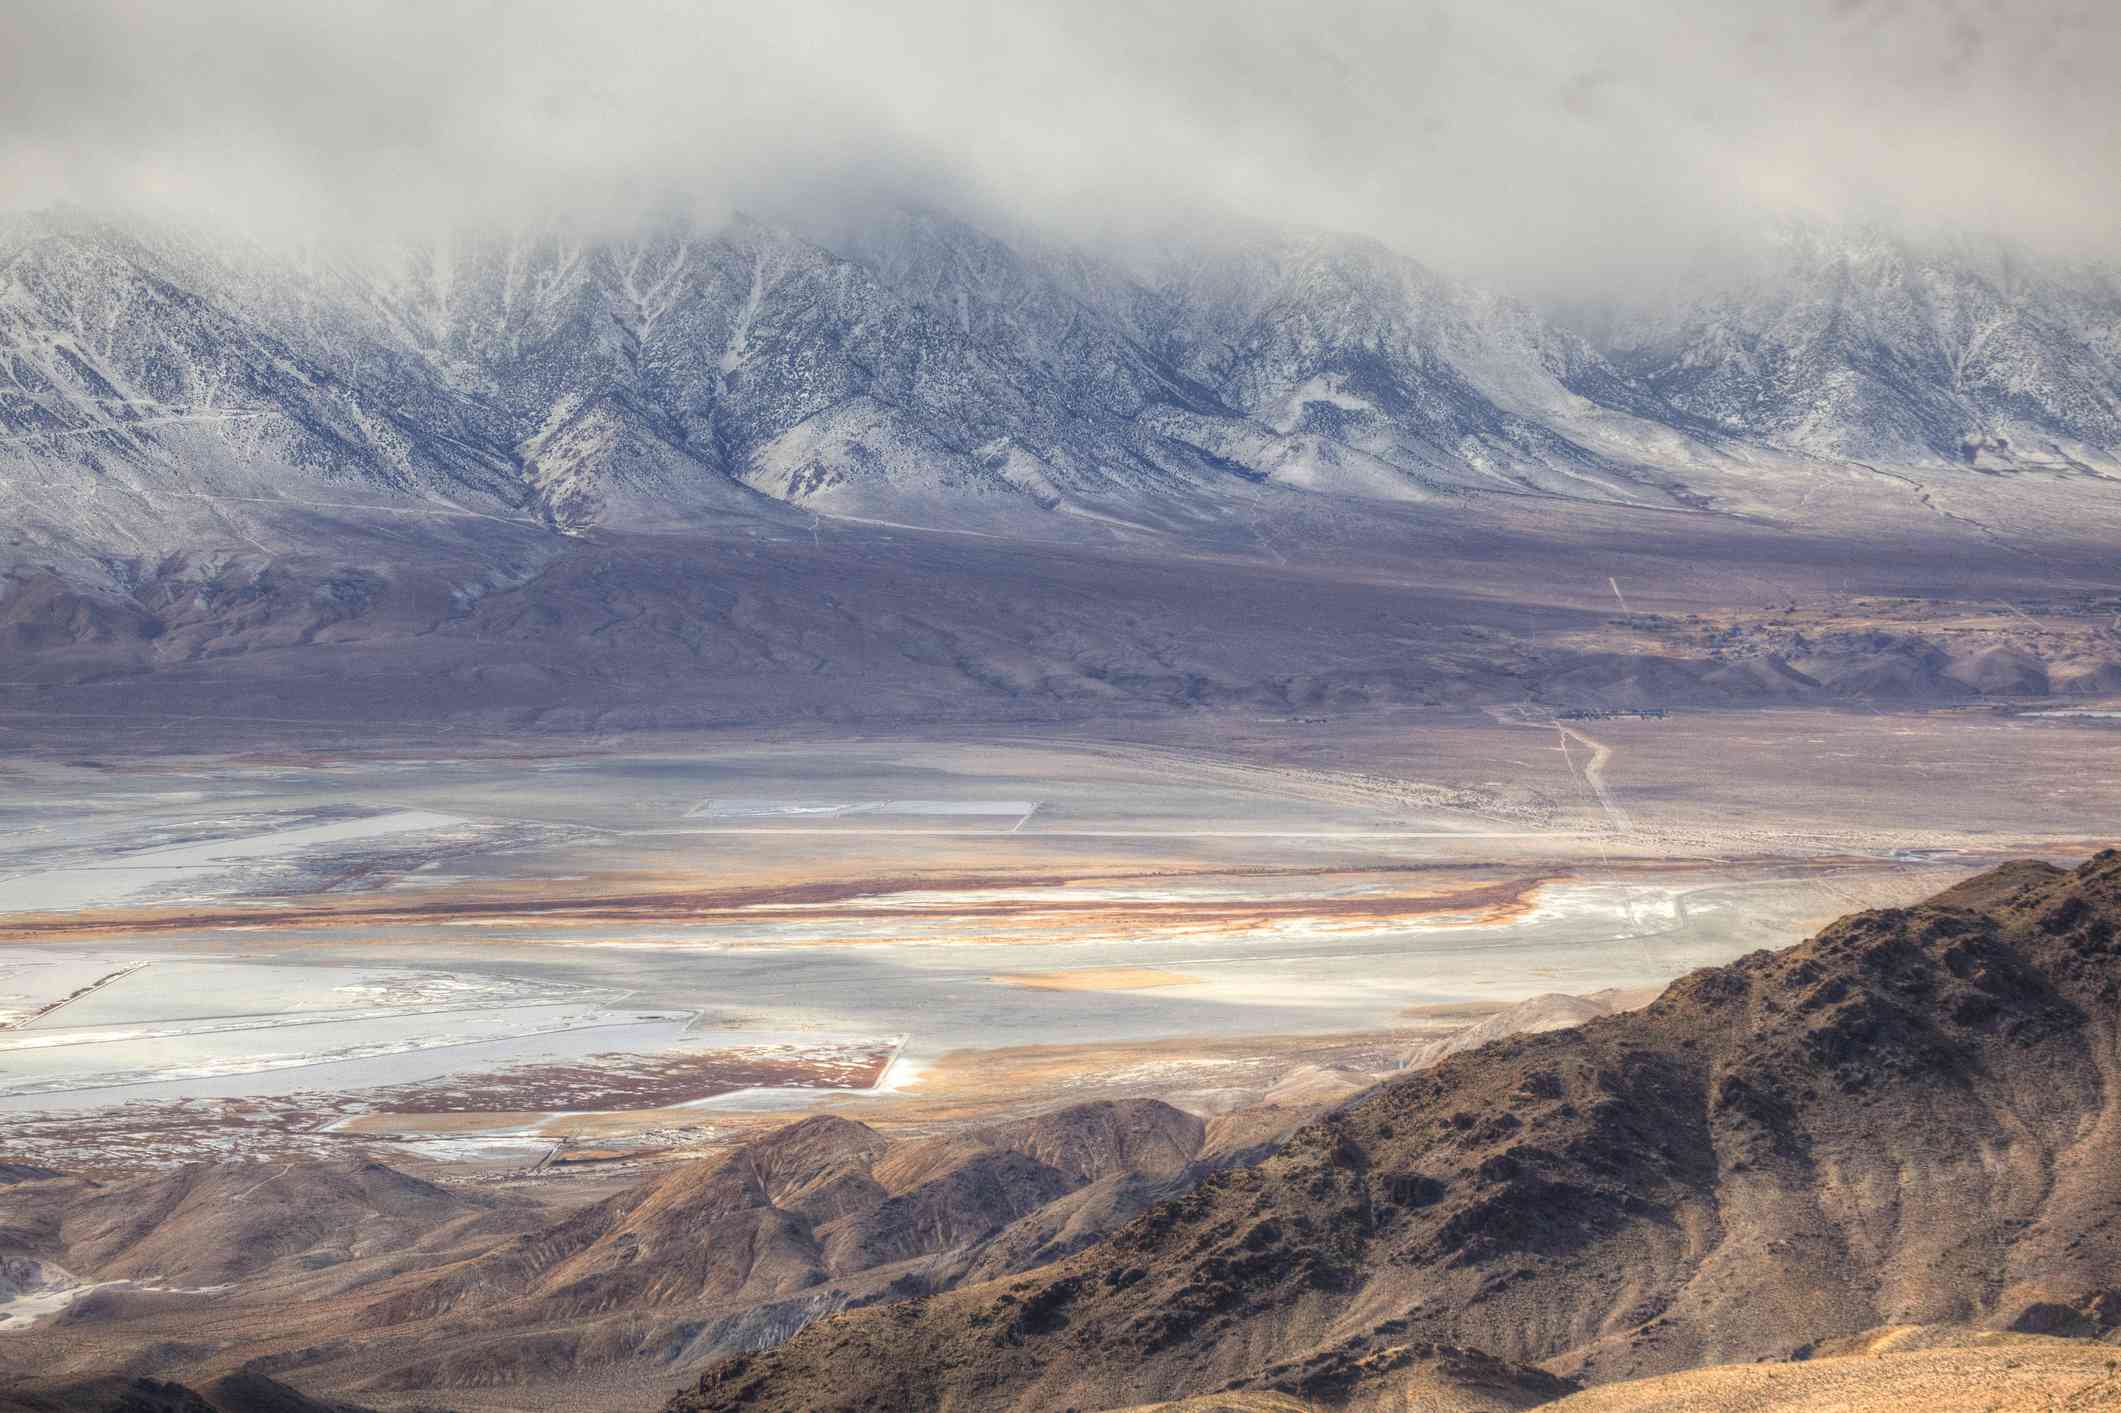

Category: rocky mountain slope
[1604, 222, 2121, 471]
[0, 205, 1699, 565]
[12, 858, 2121, 1411]
[346, 1100, 1212, 1393]
[9, 205, 2118, 574]
[52, 1158, 523, 1289]
[1398, 990, 1653, 1072]
[667, 850, 2121, 1411]
[8, 203, 2121, 729]
[0, 1372, 384, 1413]
[2, 1099, 1292, 1406]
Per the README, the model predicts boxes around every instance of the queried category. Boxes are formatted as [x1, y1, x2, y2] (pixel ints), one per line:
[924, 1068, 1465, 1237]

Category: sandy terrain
[1545, 1331, 2121, 1411]
[1108, 1333, 2121, 1412]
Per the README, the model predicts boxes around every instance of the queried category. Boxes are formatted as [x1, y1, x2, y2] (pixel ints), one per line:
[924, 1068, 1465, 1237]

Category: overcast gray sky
[4, 0, 2116, 291]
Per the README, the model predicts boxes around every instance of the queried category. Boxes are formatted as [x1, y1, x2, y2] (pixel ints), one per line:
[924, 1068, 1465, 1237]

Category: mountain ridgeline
[5, 207, 2120, 562]
[669, 851, 2121, 1411]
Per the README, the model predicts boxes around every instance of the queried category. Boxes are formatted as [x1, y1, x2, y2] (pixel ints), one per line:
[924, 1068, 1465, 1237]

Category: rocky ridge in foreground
[670, 851, 2121, 1411]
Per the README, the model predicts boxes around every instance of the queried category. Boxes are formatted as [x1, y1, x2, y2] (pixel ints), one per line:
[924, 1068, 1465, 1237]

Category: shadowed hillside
[669, 851, 2121, 1411]
[0, 1100, 1258, 1405]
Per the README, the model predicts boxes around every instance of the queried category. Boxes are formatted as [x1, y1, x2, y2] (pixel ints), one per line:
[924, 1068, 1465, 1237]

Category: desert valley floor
[5, 709, 2113, 1177]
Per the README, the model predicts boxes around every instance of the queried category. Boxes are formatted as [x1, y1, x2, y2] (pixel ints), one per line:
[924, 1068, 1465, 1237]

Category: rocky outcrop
[668, 851, 2121, 1411]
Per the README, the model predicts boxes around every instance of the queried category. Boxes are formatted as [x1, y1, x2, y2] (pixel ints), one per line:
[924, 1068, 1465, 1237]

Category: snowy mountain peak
[4, 207, 2118, 566]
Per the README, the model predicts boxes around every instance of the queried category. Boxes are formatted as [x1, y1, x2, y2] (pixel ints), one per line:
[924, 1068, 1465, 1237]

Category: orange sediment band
[0, 870, 1552, 944]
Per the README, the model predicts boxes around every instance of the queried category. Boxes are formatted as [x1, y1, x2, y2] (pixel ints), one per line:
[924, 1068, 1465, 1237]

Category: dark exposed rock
[666, 851, 2121, 1411]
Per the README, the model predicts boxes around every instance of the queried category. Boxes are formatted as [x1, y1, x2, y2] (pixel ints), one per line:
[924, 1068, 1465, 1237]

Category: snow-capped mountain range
[3, 205, 2118, 561]
[1608, 225, 2121, 471]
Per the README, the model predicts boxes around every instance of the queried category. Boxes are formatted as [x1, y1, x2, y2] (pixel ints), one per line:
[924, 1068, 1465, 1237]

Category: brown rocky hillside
[669, 851, 2121, 1411]
[0, 1099, 1229, 1406]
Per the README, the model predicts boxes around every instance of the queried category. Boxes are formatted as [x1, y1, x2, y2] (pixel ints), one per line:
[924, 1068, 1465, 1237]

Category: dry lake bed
[3, 706, 2115, 1174]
